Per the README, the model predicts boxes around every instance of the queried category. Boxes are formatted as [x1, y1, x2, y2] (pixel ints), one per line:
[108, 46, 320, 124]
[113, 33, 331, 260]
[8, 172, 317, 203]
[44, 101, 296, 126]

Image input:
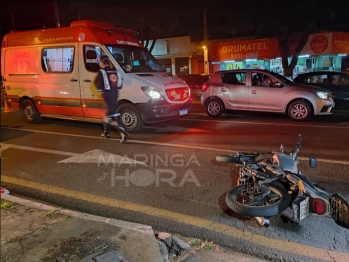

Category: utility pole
[10, 10, 16, 30]
[53, 0, 60, 27]
[203, 6, 208, 74]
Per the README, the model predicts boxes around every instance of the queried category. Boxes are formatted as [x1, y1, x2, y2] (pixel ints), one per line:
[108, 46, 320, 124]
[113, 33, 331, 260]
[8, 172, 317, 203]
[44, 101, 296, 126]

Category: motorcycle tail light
[312, 198, 326, 215]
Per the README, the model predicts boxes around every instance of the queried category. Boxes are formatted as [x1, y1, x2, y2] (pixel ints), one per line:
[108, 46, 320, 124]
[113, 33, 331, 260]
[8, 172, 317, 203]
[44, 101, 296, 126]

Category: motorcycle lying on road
[216, 135, 349, 228]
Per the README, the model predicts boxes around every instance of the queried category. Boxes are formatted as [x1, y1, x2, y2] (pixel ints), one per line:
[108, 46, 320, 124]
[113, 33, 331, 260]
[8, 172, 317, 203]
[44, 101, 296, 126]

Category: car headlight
[316, 92, 329, 99]
[141, 86, 163, 99]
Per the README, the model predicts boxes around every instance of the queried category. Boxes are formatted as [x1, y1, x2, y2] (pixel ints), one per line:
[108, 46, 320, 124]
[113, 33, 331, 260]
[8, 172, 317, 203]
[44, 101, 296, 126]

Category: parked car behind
[293, 71, 349, 110]
[201, 69, 335, 121]
[177, 74, 211, 97]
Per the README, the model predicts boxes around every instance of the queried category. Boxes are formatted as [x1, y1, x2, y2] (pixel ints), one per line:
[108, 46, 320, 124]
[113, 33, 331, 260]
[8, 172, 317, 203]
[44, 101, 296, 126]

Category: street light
[203, 46, 208, 74]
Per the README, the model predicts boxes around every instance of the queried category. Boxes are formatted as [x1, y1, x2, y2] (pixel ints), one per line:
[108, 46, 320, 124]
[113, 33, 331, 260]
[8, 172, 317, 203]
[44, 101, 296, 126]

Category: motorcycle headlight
[316, 92, 329, 99]
[141, 86, 163, 99]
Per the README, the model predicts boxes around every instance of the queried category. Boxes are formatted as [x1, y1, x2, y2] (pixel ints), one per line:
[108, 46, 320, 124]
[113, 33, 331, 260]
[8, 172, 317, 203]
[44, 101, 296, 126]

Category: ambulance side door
[79, 44, 105, 118]
[38, 45, 84, 116]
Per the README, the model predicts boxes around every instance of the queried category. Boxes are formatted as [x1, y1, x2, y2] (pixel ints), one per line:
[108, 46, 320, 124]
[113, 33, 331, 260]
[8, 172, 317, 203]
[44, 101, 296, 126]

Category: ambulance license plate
[179, 109, 188, 115]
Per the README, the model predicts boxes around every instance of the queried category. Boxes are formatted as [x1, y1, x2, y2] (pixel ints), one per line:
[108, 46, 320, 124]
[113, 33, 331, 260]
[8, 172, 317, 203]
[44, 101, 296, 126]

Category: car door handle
[221, 88, 228, 92]
[251, 90, 257, 94]
[83, 79, 91, 83]
[70, 78, 78, 82]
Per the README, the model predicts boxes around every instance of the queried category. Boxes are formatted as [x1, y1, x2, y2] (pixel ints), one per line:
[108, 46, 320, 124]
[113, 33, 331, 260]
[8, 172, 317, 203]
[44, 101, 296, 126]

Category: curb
[1, 194, 155, 236]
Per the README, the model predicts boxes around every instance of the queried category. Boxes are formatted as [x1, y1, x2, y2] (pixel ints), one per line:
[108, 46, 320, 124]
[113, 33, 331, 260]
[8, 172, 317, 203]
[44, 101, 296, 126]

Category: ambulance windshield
[106, 45, 165, 73]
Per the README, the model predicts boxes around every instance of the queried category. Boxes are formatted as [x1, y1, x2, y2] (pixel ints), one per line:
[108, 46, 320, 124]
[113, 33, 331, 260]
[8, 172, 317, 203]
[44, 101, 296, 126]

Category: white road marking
[57, 149, 146, 165]
[2, 134, 349, 166]
[1, 143, 77, 156]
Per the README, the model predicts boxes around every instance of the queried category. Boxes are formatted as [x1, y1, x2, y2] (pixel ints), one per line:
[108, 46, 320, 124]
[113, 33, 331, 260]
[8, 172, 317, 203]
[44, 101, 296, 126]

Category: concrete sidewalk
[1, 193, 266, 262]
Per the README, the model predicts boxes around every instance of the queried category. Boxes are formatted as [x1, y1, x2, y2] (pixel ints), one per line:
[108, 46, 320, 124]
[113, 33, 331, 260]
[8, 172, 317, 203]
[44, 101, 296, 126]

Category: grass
[1, 201, 14, 209]
[45, 209, 58, 217]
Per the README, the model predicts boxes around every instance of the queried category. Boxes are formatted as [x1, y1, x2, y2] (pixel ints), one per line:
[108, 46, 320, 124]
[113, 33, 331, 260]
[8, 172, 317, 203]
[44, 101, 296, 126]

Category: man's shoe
[119, 127, 129, 143]
[101, 131, 110, 138]
[120, 132, 126, 143]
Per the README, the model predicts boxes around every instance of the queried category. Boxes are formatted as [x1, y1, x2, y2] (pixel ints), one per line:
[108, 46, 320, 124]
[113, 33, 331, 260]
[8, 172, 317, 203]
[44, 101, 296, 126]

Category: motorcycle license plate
[179, 109, 188, 115]
[292, 195, 309, 221]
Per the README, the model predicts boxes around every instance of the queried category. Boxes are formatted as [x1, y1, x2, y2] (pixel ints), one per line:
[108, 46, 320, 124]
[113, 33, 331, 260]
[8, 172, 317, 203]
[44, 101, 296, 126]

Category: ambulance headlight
[141, 86, 163, 99]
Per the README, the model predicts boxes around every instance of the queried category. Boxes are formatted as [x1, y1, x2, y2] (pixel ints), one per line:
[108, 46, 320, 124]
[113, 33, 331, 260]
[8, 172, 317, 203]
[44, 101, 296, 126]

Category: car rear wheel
[287, 100, 312, 121]
[206, 98, 224, 117]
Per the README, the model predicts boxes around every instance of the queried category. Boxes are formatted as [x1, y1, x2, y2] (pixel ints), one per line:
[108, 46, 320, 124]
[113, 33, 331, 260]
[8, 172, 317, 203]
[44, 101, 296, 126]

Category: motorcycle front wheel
[226, 183, 291, 217]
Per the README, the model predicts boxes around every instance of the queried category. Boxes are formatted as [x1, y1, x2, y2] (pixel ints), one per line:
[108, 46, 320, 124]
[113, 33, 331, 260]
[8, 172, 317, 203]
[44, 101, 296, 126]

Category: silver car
[201, 69, 335, 121]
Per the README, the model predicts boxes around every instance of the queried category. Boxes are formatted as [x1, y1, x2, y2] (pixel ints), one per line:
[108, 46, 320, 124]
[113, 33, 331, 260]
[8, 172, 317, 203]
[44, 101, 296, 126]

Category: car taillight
[312, 198, 326, 215]
[201, 84, 209, 92]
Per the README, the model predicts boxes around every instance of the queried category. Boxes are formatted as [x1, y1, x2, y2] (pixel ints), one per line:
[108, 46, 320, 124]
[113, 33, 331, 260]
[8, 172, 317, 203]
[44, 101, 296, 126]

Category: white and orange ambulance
[1, 20, 192, 132]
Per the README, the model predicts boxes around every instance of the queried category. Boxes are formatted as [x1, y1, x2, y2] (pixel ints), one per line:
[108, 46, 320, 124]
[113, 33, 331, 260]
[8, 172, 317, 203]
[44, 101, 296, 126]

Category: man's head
[263, 75, 271, 83]
[99, 56, 110, 68]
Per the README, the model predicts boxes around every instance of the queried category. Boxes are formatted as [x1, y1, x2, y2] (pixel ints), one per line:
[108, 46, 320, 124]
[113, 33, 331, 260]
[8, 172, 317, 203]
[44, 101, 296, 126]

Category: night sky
[1, 0, 349, 42]
[1, 0, 203, 39]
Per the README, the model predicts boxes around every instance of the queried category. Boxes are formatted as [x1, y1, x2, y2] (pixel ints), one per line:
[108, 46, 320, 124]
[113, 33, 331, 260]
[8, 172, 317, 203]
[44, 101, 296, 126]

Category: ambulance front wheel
[21, 99, 42, 124]
[117, 103, 144, 133]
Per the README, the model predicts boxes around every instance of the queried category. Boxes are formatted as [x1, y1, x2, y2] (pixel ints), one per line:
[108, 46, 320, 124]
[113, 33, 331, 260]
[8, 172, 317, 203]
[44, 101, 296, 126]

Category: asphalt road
[1, 105, 349, 262]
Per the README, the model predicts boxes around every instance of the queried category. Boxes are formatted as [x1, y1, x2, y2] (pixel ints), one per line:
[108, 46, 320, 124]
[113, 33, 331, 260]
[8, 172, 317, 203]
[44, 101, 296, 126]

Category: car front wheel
[206, 98, 224, 117]
[287, 100, 312, 121]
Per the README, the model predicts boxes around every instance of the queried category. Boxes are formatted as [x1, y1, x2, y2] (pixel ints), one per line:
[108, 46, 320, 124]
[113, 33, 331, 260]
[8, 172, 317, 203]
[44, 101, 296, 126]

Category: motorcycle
[216, 135, 349, 229]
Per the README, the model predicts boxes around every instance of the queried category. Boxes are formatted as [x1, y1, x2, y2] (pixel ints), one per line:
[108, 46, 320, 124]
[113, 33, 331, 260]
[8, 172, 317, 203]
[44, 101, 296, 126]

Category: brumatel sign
[210, 32, 349, 62]
[210, 38, 280, 62]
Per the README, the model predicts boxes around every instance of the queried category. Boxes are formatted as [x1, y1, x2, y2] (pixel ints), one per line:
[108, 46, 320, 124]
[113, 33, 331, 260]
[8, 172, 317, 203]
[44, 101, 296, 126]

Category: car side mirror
[309, 156, 317, 168]
[274, 82, 283, 87]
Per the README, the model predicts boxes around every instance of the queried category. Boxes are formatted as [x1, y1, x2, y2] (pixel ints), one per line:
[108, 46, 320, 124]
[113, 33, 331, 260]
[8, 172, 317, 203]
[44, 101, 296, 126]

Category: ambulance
[1, 20, 192, 132]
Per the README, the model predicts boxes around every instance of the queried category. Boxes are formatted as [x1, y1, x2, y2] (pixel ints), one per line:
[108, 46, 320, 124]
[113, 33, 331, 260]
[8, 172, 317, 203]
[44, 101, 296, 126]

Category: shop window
[222, 72, 246, 85]
[42, 47, 74, 73]
[157, 58, 172, 73]
[175, 57, 189, 75]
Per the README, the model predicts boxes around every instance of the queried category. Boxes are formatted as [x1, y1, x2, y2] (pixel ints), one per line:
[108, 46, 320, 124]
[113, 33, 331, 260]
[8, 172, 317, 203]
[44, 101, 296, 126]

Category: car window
[251, 72, 282, 88]
[269, 71, 296, 85]
[332, 74, 349, 85]
[301, 74, 328, 84]
[222, 72, 246, 85]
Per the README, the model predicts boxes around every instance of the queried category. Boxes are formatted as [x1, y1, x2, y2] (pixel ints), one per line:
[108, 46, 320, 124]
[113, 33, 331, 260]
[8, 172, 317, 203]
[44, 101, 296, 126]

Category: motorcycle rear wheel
[226, 183, 291, 217]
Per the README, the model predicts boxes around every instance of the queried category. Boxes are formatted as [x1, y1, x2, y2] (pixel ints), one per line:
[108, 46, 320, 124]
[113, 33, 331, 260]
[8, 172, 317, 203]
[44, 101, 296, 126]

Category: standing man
[95, 55, 128, 142]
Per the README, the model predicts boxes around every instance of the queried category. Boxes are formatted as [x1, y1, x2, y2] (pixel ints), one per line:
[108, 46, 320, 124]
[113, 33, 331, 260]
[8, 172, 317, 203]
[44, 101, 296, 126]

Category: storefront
[210, 32, 349, 76]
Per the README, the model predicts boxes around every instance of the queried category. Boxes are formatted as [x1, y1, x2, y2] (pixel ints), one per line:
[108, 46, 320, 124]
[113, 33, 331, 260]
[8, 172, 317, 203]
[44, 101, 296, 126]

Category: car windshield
[269, 71, 297, 85]
[106, 45, 165, 73]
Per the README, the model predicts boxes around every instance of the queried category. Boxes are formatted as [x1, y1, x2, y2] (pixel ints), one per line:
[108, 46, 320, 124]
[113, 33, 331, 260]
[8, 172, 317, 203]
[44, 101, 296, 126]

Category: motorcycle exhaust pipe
[255, 217, 270, 227]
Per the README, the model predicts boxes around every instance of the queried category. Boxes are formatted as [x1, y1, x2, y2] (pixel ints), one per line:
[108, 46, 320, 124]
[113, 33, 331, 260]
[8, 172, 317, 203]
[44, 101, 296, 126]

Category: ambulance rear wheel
[21, 99, 42, 124]
[117, 104, 144, 133]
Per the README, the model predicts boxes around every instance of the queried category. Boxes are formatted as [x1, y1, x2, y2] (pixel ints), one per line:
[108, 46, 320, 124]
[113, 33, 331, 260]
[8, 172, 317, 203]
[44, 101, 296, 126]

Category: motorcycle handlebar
[216, 154, 256, 164]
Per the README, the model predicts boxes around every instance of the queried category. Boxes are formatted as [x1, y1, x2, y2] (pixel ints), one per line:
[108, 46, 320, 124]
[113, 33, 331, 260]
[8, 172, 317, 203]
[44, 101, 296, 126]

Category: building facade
[151, 32, 349, 77]
[209, 32, 349, 77]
